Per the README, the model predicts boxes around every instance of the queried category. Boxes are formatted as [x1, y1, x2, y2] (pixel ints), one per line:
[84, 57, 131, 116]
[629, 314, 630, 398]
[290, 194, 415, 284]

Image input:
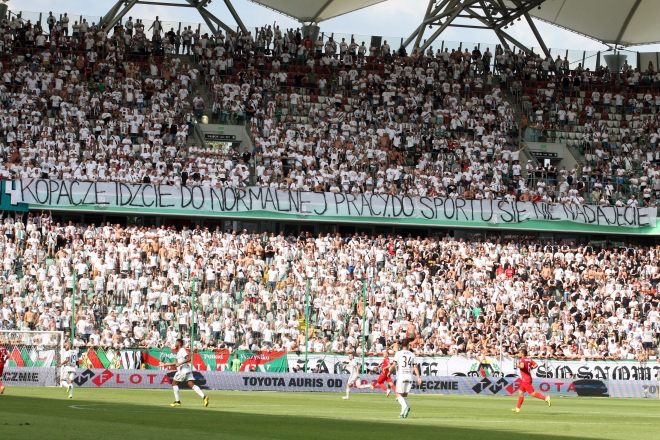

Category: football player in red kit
[512, 348, 551, 412]
[0, 345, 9, 394]
[370, 352, 396, 396]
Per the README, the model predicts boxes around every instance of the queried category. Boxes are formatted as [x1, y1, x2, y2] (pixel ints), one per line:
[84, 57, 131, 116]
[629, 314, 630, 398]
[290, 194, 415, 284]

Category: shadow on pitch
[1, 394, 593, 440]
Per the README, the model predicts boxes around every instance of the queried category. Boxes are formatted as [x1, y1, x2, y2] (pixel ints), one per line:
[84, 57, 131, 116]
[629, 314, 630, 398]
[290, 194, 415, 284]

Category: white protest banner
[11, 179, 657, 228]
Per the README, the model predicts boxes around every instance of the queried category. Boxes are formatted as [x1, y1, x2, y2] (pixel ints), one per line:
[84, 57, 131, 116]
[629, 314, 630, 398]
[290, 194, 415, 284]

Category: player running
[59, 342, 78, 399]
[159, 338, 209, 407]
[342, 352, 371, 400]
[0, 345, 8, 394]
[389, 338, 422, 418]
[512, 348, 551, 413]
[370, 351, 396, 397]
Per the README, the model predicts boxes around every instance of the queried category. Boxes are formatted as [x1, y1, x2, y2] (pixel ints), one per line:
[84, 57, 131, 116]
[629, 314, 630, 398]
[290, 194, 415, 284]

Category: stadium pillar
[191, 275, 198, 347]
[301, 24, 320, 42]
[604, 52, 627, 72]
[71, 270, 77, 343]
[304, 279, 310, 372]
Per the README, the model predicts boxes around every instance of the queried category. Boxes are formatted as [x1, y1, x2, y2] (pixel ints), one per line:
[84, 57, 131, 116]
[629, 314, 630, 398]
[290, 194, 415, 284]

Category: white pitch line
[69, 404, 180, 413]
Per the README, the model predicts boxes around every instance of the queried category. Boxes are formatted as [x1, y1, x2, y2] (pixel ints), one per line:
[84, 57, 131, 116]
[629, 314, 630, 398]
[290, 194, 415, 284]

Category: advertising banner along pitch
[70, 369, 660, 398]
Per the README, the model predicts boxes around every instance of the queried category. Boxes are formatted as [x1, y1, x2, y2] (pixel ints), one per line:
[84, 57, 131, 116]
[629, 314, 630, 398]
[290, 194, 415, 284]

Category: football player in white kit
[388, 338, 422, 418]
[342, 352, 371, 400]
[159, 338, 209, 407]
[59, 342, 77, 399]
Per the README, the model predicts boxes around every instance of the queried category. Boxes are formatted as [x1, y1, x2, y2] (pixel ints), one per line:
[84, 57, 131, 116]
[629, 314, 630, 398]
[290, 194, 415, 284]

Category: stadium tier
[0, 8, 659, 365]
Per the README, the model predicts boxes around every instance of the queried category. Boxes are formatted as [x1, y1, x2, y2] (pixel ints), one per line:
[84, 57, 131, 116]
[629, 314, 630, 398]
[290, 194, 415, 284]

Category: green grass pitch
[1, 387, 658, 439]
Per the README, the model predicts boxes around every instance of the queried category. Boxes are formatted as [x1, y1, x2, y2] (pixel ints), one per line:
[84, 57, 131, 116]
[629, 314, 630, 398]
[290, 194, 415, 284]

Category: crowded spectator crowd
[516, 58, 660, 207]
[6, 11, 660, 207]
[0, 211, 658, 362]
[0, 12, 658, 362]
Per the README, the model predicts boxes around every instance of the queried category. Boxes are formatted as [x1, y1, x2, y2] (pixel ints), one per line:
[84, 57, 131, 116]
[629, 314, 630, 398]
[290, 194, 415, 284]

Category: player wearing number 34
[388, 338, 422, 419]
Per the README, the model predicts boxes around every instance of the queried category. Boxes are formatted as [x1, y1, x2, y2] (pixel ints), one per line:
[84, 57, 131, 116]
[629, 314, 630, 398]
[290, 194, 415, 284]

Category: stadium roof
[246, 0, 387, 23]
[506, 0, 660, 47]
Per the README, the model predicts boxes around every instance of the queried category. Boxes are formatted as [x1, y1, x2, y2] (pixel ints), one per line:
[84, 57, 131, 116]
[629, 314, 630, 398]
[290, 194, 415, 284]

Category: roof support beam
[198, 10, 218, 36]
[223, 0, 248, 34]
[102, 0, 244, 35]
[418, 1, 466, 52]
[430, 0, 453, 17]
[444, 24, 495, 29]
[403, 0, 483, 49]
[198, 6, 236, 35]
[479, 0, 510, 50]
[100, 0, 125, 27]
[104, 0, 139, 33]
[492, 0, 546, 30]
[414, 0, 436, 49]
[510, 0, 550, 57]
[523, 11, 550, 58]
[402, 0, 452, 48]
[136, 2, 196, 6]
[463, 5, 533, 53]
[407, 0, 547, 54]
[497, 28, 532, 54]
[191, 0, 219, 35]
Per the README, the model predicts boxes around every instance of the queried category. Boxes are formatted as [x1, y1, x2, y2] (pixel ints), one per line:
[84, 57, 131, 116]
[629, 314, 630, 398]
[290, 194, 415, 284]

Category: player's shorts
[347, 374, 360, 386]
[375, 373, 391, 385]
[519, 381, 535, 394]
[63, 367, 77, 381]
[173, 369, 194, 383]
[396, 378, 413, 394]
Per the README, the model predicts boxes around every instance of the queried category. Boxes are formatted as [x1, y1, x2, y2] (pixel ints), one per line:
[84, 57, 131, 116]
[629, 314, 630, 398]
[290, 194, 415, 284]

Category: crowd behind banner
[12, 180, 657, 228]
[3, 11, 660, 373]
[1, 218, 660, 365]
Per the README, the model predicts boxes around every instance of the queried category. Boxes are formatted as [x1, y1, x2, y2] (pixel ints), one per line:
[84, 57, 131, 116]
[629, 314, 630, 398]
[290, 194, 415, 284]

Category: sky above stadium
[17, 0, 660, 53]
